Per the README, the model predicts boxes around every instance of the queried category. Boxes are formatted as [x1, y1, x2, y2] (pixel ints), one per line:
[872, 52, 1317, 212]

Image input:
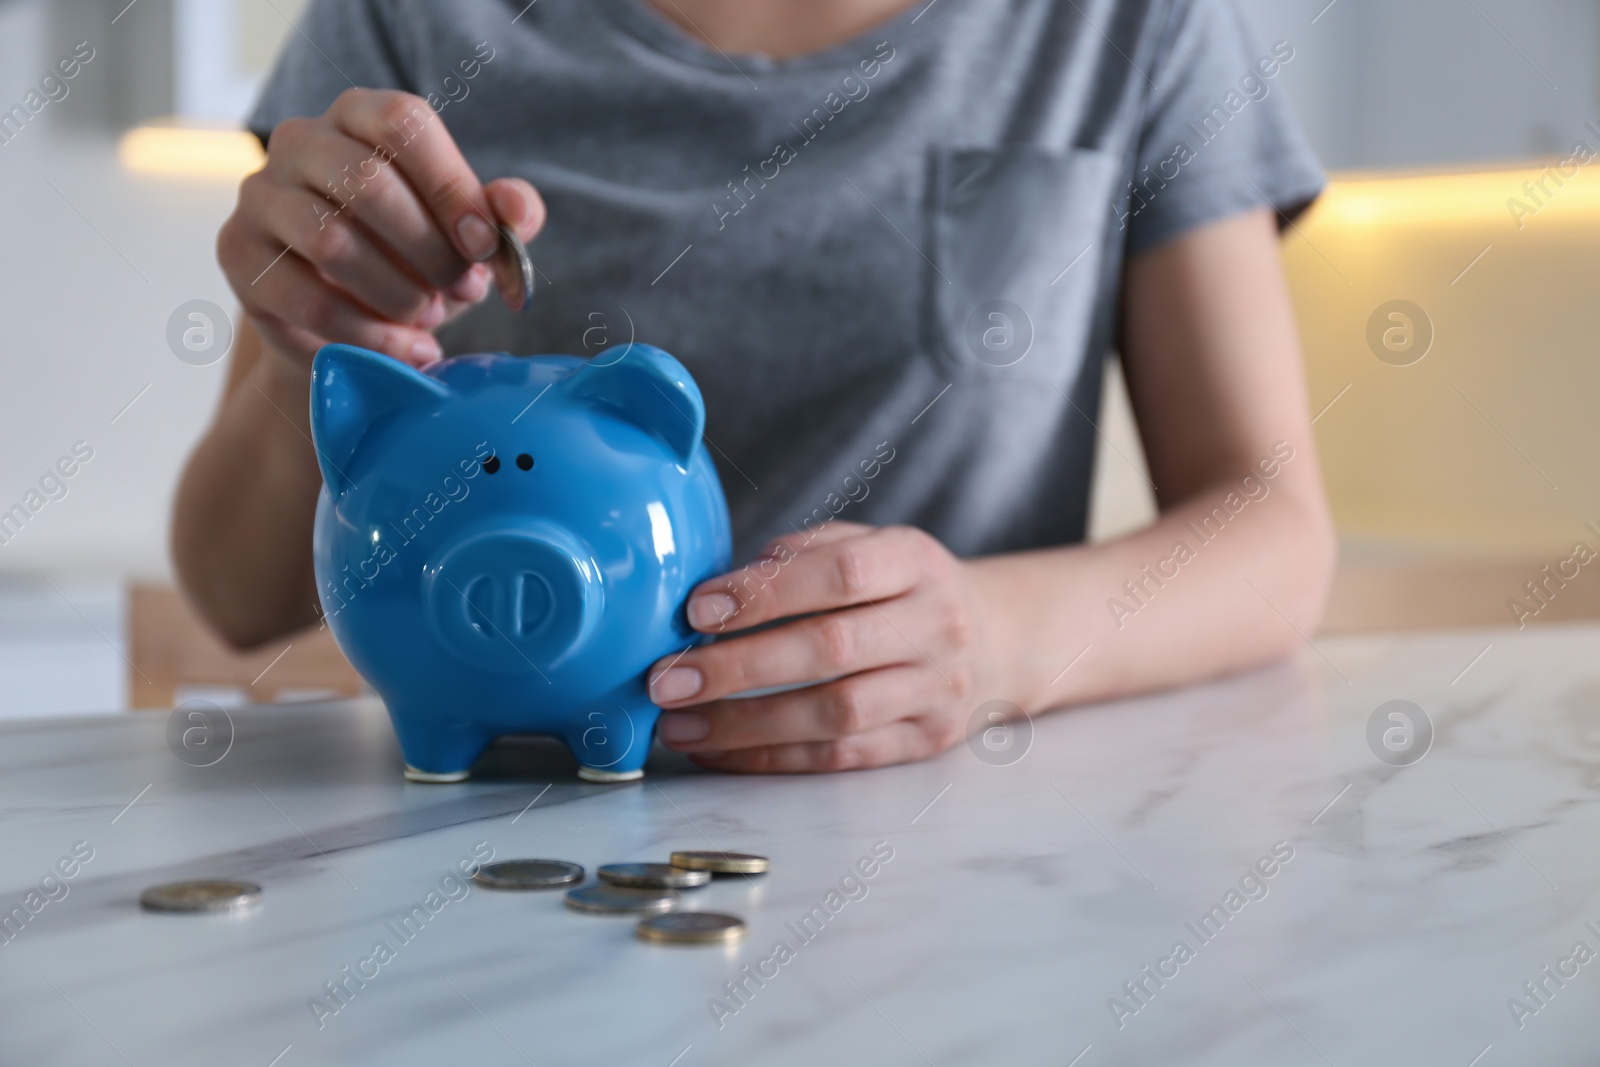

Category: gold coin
[139, 880, 261, 913]
[637, 912, 747, 944]
[563, 884, 679, 915]
[598, 863, 709, 889]
[670, 851, 770, 875]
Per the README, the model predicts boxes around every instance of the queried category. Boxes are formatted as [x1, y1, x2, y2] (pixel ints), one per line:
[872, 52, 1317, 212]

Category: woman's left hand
[647, 522, 990, 772]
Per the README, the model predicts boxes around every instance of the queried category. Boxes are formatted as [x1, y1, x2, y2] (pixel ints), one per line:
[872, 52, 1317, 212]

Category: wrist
[964, 550, 1099, 715]
[252, 332, 311, 404]
[962, 557, 1032, 710]
[236, 328, 321, 490]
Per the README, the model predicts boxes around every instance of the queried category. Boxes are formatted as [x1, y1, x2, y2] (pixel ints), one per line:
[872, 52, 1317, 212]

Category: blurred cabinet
[47, 0, 173, 130]
[172, 0, 308, 123]
[47, 0, 306, 129]
[1288, 164, 1600, 631]
[1289, 165, 1600, 558]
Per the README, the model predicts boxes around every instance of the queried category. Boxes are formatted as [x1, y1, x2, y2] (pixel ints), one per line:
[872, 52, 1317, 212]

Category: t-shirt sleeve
[247, 0, 416, 146]
[1123, 0, 1325, 257]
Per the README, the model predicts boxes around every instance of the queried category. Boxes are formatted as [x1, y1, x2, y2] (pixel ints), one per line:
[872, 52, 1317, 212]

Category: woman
[173, 0, 1335, 773]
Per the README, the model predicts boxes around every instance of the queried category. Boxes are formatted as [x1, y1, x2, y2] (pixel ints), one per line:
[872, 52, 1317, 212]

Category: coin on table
[139, 880, 261, 914]
[597, 862, 710, 889]
[472, 859, 584, 890]
[670, 851, 770, 875]
[564, 884, 679, 915]
[496, 223, 535, 311]
[637, 912, 748, 944]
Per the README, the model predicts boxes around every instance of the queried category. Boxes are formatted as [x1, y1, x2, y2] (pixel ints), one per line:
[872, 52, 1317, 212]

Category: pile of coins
[135, 850, 769, 945]
[476, 850, 769, 944]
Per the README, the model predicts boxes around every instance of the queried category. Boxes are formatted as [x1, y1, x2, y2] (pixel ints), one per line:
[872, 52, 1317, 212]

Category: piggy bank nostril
[514, 571, 556, 635]
[482, 455, 501, 474]
[464, 575, 497, 636]
[515, 453, 533, 471]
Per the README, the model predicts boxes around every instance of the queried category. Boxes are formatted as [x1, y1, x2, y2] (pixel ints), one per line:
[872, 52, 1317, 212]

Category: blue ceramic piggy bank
[308, 342, 731, 783]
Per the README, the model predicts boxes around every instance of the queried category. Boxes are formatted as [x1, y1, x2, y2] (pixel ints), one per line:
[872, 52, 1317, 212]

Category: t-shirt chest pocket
[926, 146, 1118, 386]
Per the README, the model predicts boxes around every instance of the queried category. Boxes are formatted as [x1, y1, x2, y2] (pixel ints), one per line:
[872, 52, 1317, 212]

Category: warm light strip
[118, 124, 265, 180]
[1314, 160, 1600, 228]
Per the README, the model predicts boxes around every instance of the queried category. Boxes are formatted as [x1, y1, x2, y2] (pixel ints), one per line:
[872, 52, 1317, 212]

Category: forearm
[969, 457, 1336, 716]
[171, 337, 323, 649]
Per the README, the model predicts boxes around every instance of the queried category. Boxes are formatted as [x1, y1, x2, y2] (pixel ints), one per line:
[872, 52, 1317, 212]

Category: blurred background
[0, 0, 1595, 714]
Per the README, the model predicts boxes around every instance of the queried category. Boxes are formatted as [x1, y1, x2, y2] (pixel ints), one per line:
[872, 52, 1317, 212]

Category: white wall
[0, 131, 237, 578]
[0, 0, 238, 578]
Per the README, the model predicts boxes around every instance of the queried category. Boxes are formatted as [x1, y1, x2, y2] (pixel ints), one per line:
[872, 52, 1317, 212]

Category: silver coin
[670, 850, 770, 875]
[564, 884, 679, 915]
[139, 880, 261, 914]
[497, 223, 535, 311]
[637, 911, 748, 944]
[472, 859, 584, 890]
[597, 863, 710, 890]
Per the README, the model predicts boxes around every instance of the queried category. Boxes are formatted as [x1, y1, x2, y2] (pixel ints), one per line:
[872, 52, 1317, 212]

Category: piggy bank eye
[482, 455, 501, 474]
[515, 453, 534, 471]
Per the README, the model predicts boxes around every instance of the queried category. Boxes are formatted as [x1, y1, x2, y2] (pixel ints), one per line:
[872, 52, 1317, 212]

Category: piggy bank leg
[390, 711, 492, 783]
[565, 701, 660, 782]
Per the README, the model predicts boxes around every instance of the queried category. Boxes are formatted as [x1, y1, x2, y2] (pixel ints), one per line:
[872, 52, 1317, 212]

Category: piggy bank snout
[424, 524, 603, 675]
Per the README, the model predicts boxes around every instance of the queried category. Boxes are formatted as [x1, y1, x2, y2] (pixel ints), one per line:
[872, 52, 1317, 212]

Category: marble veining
[1, 623, 1598, 1065]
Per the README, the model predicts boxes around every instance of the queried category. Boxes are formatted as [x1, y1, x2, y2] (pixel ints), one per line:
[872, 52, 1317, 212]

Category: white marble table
[3, 623, 1598, 1066]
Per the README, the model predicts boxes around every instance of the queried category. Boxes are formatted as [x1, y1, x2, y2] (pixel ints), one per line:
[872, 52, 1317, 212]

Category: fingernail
[455, 213, 497, 261]
[658, 712, 710, 744]
[688, 593, 739, 630]
[649, 666, 703, 704]
[409, 336, 441, 364]
[499, 189, 528, 229]
[450, 263, 491, 302]
[416, 294, 446, 329]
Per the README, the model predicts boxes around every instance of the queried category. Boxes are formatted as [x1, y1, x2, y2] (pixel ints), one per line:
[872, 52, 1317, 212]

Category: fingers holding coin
[483, 178, 542, 312]
[218, 88, 546, 367]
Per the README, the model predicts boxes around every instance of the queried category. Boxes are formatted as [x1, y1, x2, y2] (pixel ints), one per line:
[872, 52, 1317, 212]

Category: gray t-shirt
[250, 0, 1323, 562]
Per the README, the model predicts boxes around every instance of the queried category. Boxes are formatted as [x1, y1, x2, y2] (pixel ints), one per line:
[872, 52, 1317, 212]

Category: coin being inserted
[496, 223, 535, 311]
[670, 851, 770, 875]
[637, 912, 748, 944]
[564, 884, 679, 915]
[597, 863, 710, 890]
[472, 859, 584, 890]
[139, 880, 261, 914]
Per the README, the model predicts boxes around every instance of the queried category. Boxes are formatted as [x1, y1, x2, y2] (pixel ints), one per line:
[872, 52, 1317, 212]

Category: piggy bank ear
[310, 343, 451, 495]
[563, 343, 703, 464]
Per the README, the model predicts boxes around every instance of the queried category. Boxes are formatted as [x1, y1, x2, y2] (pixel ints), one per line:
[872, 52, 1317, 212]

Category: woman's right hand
[217, 88, 545, 371]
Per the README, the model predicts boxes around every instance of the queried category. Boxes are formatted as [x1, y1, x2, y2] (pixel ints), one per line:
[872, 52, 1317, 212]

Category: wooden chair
[127, 583, 365, 709]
